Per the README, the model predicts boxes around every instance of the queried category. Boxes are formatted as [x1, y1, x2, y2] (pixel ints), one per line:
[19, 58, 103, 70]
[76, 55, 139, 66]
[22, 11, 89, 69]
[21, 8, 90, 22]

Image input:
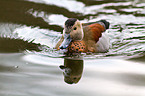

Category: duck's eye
[73, 27, 77, 30]
[73, 77, 77, 80]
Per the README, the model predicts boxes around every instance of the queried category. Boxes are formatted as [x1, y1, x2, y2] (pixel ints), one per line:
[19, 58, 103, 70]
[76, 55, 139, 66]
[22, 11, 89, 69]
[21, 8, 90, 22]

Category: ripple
[26, 0, 85, 13]
[14, 26, 61, 48]
[0, 0, 145, 96]
[0, 0, 145, 58]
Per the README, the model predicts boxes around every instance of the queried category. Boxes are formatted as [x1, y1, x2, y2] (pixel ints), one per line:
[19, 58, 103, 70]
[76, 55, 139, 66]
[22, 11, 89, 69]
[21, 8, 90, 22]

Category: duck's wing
[82, 20, 110, 52]
[82, 20, 110, 43]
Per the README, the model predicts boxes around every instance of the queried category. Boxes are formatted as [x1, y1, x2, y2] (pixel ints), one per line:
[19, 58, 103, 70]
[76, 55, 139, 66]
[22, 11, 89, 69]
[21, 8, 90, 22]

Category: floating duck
[55, 18, 110, 53]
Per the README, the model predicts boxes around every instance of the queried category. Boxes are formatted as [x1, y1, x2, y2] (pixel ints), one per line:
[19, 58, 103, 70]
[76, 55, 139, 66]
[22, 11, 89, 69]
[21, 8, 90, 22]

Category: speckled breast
[67, 41, 86, 53]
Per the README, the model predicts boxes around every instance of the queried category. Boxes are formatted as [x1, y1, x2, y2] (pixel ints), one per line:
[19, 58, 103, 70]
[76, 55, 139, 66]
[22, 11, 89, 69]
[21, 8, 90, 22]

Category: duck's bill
[59, 34, 72, 49]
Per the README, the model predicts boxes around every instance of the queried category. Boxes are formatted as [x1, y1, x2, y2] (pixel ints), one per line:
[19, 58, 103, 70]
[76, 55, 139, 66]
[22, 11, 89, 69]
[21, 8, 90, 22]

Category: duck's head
[59, 18, 84, 49]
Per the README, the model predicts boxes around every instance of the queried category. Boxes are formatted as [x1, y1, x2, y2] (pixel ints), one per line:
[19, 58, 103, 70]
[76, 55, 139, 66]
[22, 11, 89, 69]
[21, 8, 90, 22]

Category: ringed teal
[55, 18, 110, 53]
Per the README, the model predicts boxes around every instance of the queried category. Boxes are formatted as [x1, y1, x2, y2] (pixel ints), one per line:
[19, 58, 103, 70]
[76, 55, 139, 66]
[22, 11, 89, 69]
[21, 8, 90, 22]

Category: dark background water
[0, 0, 145, 96]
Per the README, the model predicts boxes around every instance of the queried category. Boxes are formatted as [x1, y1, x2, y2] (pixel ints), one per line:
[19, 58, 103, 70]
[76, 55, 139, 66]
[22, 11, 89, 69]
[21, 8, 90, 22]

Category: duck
[55, 18, 110, 53]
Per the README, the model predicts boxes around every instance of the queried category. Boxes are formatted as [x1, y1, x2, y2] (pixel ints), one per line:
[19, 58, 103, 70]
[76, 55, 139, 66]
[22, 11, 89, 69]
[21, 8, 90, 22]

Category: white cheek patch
[76, 24, 84, 41]
[63, 29, 65, 36]
[80, 26, 84, 40]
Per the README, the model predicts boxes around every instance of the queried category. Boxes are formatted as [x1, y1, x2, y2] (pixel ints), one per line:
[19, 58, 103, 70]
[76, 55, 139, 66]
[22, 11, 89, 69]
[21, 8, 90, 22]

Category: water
[0, 0, 145, 96]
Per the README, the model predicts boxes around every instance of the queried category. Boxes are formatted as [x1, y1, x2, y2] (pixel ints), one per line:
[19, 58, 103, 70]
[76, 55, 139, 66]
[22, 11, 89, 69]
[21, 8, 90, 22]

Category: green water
[0, 0, 145, 96]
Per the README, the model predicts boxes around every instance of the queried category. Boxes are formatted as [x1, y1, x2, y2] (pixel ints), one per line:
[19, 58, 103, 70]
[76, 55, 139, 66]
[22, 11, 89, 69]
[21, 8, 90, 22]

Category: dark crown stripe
[65, 18, 77, 27]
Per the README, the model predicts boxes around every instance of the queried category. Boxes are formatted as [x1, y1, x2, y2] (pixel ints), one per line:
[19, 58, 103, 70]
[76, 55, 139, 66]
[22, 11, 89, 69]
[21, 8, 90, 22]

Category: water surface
[0, 0, 145, 96]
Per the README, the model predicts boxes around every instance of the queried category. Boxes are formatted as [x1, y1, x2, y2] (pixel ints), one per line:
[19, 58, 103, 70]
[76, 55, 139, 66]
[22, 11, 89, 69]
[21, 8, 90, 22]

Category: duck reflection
[59, 56, 84, 84]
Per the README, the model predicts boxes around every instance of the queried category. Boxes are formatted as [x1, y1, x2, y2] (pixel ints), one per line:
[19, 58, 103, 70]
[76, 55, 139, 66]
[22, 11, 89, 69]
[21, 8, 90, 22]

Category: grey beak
[59, 34, 72, 49]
